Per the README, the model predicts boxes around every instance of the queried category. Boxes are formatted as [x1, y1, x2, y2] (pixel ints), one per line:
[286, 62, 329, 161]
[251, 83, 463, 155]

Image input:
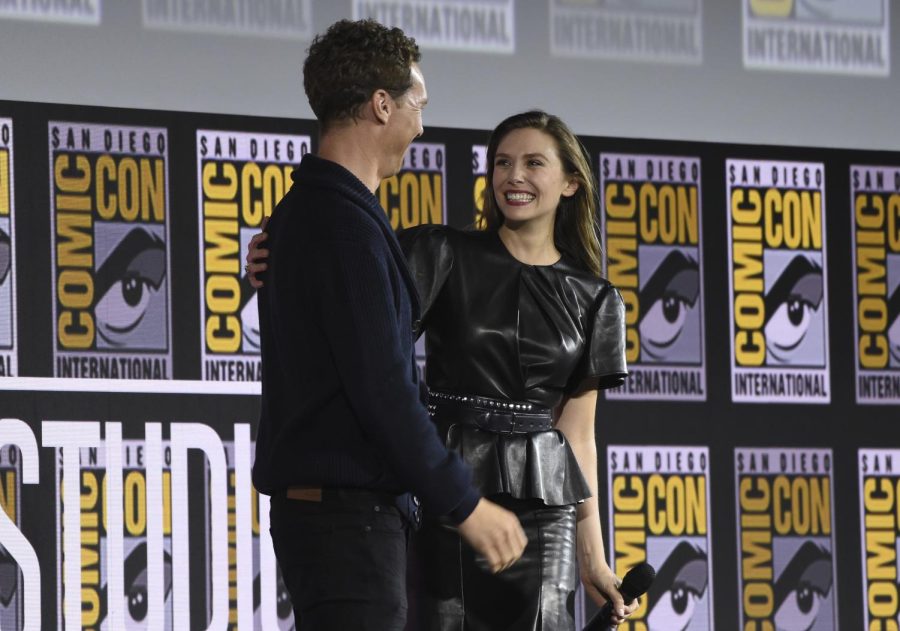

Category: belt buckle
[495, 410, 517, 435]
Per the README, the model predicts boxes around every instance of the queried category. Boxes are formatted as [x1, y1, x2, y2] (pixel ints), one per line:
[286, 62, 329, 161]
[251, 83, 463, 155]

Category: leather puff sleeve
[397, 225, 454, 337]
[568, 283, 628, 391]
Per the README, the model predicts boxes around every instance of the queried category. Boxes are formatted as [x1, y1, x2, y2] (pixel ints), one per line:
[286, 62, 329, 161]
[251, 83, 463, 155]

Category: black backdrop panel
[0, 99, 897, 630]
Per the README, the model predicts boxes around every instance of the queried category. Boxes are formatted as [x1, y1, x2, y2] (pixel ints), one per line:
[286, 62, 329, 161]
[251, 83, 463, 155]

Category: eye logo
[252, 572, 295, 628]
[0, 230, 11, 287]
[601, 154, 706, 401]
[763, 255, 824, 364]
[639, 250, 701, 362]
[773, 542, 833, 631]
[123, 543, 173, 625]
[238, 273, 259, 352]
[645, 542, 709, 631]
[94, 228, 167, 349]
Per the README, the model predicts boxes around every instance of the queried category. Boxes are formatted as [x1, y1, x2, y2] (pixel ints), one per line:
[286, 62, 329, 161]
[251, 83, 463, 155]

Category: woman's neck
[498, 221, 560, 266]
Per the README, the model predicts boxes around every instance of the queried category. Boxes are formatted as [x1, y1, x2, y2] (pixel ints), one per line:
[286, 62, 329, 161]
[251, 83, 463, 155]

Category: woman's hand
[581, 563, 639, 626]
[245, 216, 270, 288]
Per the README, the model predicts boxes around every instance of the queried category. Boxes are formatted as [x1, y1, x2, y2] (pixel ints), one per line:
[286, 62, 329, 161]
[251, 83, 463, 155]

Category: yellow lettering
[0, 149, 8, 216]
[750, 0, 792, 16]
[742, 530, 773, 580]
[860, 334, 889, 369]
[0, 471, 16, 521]
[204, 220, 239, 274]
[889, 195, 900, 252]
[56, 213, 93, 268]
[733, 242, 764, 292]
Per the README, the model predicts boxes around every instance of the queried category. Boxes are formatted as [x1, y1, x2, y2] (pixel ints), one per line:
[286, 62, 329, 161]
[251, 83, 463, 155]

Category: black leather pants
[414, 495, 578, 631]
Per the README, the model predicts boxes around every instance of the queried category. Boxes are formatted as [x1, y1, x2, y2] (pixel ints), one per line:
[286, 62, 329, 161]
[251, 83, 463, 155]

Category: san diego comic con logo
[851, 166, 900, 404]
[550, 0, 702, 64]
[743, 0, 888, 76]
[0, 118, 16, 377]
[50, 122, 172, 380]
[726, 159, 829, 403]
[608, 446, 712, 631]
[735, 448, 837, 631]
[859, 449, 900, 630]
[601, 154, 705, 401]
[197, 129, 309, 382]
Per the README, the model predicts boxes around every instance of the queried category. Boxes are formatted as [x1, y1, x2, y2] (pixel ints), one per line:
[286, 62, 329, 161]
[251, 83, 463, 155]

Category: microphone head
[619, 562, 656, 601]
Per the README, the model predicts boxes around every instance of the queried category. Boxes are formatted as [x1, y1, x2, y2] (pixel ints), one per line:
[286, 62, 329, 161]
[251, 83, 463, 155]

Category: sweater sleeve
[311, 236, 479, 522]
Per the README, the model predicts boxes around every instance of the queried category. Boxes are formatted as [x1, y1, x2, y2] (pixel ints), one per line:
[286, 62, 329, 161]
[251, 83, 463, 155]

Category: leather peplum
[428, 390, 592, 505]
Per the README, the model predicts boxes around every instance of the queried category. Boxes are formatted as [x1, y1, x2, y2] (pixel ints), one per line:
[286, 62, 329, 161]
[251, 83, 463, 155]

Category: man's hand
[457, 498, 527, 573]
[245, 216, 270, 289]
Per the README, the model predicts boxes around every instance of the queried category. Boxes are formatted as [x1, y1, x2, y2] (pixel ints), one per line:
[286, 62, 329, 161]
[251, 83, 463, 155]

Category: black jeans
[269, 489, 410, 631]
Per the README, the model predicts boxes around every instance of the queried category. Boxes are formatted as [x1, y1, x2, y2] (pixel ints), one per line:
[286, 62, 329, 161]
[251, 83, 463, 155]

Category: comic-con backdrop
[0, 99, 897, 631]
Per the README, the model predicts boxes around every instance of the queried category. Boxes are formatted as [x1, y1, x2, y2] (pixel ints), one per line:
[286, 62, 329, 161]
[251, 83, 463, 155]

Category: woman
[247, 111, 635, 630]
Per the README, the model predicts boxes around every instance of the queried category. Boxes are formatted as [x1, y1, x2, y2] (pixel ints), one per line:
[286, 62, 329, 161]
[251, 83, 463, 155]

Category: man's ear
[371, 89, 391, 125]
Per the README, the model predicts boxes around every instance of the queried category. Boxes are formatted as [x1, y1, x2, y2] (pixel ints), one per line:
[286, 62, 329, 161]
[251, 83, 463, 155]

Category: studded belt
[427, 390, 553, 435]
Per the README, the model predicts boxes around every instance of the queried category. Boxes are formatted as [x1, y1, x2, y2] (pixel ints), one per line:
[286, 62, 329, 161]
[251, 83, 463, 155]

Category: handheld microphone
[583, 562, 655, 631]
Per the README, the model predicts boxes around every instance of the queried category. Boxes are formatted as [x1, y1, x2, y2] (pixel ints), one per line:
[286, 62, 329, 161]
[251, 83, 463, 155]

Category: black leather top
[400, 225, 628, 409]
[399, 225, 628, 505]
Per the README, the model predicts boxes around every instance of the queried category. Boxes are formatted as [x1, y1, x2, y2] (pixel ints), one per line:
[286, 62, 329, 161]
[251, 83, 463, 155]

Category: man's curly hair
[304, 20, 421, 130]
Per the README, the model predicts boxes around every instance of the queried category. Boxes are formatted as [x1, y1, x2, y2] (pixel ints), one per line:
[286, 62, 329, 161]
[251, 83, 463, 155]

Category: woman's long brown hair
[481, 110, 603, 277]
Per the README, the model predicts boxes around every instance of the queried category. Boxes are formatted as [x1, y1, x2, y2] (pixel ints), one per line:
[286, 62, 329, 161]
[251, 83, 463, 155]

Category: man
[252, 19, 526, 630]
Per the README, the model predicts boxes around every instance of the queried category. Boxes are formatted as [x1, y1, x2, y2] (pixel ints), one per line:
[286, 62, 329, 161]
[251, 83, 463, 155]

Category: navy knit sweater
[252, 154, 479, 523]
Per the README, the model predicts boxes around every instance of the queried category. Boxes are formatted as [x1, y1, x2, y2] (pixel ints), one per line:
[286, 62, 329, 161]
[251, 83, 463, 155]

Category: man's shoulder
[276, 182, 384, 239]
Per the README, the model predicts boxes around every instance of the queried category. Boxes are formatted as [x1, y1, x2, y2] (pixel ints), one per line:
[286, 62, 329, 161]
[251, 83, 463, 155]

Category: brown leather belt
[282, 486, 422, 529]
[286, 486, 323, 502]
